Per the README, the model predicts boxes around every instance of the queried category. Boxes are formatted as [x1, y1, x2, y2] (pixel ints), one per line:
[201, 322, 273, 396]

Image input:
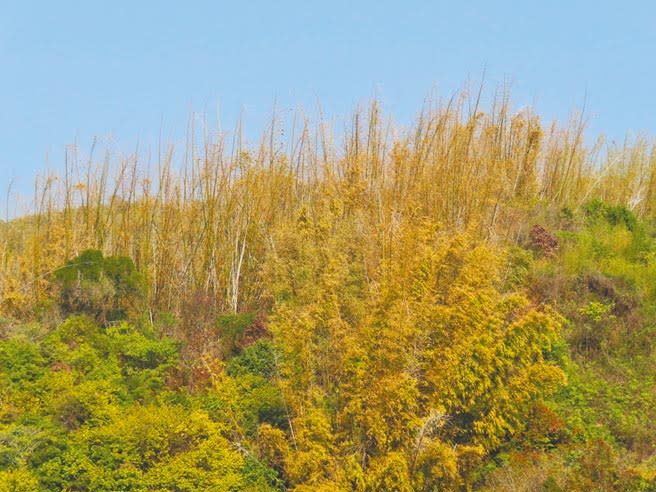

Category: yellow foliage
[0, 468, 39, 492]
[263, 215, 565, 490]
[2, 93, 653, 319]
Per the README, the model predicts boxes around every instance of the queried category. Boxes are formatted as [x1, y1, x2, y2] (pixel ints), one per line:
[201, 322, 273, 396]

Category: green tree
[55, 250, 146, 323]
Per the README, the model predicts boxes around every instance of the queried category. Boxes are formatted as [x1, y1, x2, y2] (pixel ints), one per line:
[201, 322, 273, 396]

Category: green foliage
[578, 300, 614, 322]
[216, 311, 259, 356]
[0, 315, 280, 491]
[502, 202, 656, 490]
[584, 198, 639, 232]
[0, 339, 47, 385]
[220, 340, 287, 434]
[55, 250, 146, 323]
[37, 406, 274, 492]
[226, 339, 277, 379]
[6, 195, 656, 490]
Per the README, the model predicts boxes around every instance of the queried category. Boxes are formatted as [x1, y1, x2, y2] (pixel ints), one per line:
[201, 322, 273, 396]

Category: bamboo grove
[2, 91, 656, 490]
[2, 92, 655, 318]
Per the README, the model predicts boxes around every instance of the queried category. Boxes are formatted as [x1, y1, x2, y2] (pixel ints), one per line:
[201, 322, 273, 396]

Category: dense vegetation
[1, 93, 656, 490]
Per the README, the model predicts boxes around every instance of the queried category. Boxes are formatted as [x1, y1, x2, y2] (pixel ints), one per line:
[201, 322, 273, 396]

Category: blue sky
[1, 1, 655, 203]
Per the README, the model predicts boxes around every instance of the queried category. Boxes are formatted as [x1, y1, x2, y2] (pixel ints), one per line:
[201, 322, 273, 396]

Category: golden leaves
[263, 216, 566, 490]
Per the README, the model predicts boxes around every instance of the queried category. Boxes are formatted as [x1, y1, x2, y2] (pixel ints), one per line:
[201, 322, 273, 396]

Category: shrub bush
[55, 250, 146, 324]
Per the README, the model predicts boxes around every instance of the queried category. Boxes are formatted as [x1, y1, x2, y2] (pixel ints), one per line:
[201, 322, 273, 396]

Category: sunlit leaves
[263, 215, 565, 490]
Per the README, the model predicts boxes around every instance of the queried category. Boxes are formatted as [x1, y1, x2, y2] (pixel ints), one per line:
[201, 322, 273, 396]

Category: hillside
[1, 95, 656, 491]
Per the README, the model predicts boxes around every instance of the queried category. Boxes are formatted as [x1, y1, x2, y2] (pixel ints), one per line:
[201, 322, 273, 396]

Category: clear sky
[1, 1, 655, 203]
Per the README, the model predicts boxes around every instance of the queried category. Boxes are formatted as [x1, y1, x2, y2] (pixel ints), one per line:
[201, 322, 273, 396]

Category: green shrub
[583, 198, 639, 232]
[55, 250, 146, 324]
